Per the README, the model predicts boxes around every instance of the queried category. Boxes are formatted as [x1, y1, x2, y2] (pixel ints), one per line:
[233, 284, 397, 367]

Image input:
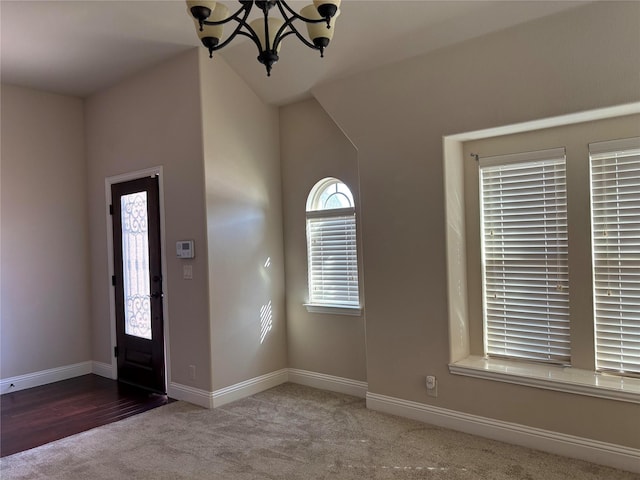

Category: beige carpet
[0, 383, 636, 479]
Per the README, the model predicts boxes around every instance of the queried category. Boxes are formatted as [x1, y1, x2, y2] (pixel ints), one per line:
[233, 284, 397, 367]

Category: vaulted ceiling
[0, 1, 589, 105]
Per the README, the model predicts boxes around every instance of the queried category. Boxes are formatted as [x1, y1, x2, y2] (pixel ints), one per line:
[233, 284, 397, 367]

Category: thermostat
[176, 240, 194, 259]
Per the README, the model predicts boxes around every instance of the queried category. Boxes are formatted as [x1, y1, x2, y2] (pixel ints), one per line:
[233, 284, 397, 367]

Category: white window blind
[306, 209, 359, 307]
[479, 148, 571, 364]
[590, 137, 640, 376]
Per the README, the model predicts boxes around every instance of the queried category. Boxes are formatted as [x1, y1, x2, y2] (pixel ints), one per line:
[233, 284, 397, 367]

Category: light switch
[183, 264, 193, 280]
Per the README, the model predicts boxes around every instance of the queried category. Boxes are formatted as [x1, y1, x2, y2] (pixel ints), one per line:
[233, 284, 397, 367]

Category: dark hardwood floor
[0, 374, 173, 457]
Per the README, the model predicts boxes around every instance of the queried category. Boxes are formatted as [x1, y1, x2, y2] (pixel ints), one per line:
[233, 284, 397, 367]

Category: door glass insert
[121, 191, 152, 340]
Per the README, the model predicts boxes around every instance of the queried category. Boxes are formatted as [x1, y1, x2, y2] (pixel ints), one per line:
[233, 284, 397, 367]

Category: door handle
[150, 292, 164, 299]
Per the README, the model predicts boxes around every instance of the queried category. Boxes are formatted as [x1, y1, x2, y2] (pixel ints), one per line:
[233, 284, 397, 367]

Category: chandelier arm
[277, 0, 329, 24]
[271, 4, 319, 52]
[202, 2, 251, 27]
[231, 31, 264, 56]
[210, 24, 258, 53]
[206, 6, 257, 53]
[274, 27, 319, 53]
[263, 14, 272, 52]
[271, 10, 293, 52]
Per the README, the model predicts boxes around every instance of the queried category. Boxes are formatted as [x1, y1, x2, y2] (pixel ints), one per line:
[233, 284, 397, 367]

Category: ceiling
[0, 1, 589, 106]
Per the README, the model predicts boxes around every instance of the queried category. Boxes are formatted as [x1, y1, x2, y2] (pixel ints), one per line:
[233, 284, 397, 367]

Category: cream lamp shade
[301, 5, 340, 50]
[194, 2, 228, 41]
[250, 17, 286, 53]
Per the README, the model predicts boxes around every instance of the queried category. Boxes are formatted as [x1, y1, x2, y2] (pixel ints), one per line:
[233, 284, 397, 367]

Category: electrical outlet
[189, 365, 196, 380]
[426, 375, 438, 397]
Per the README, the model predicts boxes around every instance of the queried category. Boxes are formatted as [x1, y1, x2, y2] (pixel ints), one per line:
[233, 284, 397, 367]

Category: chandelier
[186, 1, 341, 76]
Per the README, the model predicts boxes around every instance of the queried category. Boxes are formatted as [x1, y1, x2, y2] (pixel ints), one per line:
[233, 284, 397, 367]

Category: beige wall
[280, 98, 366, 381]
[0, 84, 90, 379]
[85, 50, 213, 390]
[307, 2, 640, 447]
[199, 51, 287, 390]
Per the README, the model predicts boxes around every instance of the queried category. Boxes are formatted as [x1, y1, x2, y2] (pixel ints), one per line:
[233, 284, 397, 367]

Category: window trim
[443, 102, 640, 402]
[449, 355, 640, 404]
[304, 303, 363, 316]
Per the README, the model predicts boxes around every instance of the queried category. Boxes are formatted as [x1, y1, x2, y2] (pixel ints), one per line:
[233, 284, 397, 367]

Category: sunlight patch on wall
[260, 301, 273, 344]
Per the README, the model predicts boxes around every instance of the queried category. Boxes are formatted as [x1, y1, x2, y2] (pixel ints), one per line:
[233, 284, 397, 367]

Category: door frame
[104, 166, 170, 388]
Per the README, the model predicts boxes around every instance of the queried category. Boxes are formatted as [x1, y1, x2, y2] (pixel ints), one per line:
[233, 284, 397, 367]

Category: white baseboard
[92, 361, 114, 379]
[167, 369, 368, 408]
[366, 392, 640, 474]
[288, 368, 368, 398]
[168, 369, 290, 409]
[0, 361, 93, 395]
[168, 382, 214, 408]
[212, 368, 289, 407]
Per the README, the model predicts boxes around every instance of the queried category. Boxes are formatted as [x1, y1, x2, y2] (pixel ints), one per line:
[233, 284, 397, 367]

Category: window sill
[449, 355, 640, 404]
[304, 304, 363, 316]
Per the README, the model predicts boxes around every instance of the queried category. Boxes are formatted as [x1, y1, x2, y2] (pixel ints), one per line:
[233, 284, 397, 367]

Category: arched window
[305, 178, 360, 312]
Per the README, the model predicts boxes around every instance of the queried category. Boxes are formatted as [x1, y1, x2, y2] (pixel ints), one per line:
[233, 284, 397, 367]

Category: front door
[111, 176, 165, 393]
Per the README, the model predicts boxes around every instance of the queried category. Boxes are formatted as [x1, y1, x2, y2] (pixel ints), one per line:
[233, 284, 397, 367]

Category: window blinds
[590, 137, 640, 376]
[479, 148, 571, 364]
[306, 209, 359, 307]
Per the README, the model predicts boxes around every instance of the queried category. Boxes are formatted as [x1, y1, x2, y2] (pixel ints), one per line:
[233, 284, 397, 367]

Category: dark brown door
[111, 176, 165, 393]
